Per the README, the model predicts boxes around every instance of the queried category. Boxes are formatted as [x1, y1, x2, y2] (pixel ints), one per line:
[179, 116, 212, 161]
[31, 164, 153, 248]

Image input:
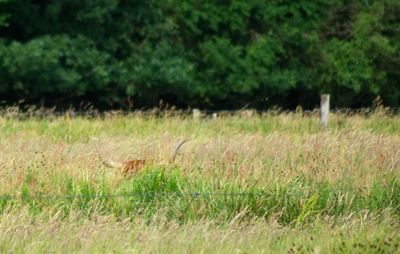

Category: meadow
[0, 108, 399, 253]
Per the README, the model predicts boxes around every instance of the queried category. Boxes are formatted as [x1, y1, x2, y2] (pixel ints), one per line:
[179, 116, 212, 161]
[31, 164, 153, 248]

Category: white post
[192, 109, 201, 119]
[212, 113, 217, 120]
[320, 94, 330, 128]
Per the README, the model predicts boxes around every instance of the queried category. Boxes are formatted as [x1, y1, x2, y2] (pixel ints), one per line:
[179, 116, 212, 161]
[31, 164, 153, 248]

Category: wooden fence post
[192, 109, 201, 119]
[320, 94, 330, 128]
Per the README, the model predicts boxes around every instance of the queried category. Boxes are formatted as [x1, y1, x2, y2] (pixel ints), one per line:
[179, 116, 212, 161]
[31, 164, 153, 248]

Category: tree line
[0, 0, 399, 110]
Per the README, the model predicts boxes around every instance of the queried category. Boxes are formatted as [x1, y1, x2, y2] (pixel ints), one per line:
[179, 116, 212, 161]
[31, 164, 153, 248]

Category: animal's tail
[92, 138, 123, 169]
[170, 139, 191, 163]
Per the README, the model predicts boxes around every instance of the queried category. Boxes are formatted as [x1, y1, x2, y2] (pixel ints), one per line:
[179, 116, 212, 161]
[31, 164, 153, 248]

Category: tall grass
[1, 167, 399, 224]
[0, 110, 399, 252]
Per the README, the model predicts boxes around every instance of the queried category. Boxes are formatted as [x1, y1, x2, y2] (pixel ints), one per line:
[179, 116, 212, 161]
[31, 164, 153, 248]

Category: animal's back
[122, 160, 147, 176]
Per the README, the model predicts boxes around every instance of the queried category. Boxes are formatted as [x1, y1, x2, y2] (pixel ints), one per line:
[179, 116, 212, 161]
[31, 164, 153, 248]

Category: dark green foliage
[0, 0, 399, 109]
[320, 1, 400, 107]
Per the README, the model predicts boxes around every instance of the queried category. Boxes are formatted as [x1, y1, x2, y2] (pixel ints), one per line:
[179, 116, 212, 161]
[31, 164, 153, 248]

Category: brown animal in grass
[94, 139, 190, 177]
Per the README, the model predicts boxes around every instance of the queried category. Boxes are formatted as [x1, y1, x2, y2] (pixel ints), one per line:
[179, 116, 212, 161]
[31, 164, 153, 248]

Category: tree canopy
[0, 0, 399, 109]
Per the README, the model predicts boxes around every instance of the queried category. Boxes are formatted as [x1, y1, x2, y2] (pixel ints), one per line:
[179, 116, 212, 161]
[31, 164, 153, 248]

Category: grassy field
[0, 109, 399, 253]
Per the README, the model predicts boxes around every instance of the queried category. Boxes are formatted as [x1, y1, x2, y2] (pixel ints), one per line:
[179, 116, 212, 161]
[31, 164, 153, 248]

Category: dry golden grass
[0, 110, 399, 253]
[0, 124, 398, 194]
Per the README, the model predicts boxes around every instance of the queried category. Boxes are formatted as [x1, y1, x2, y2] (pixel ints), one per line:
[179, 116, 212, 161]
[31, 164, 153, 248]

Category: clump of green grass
[1, 167, 398, 226]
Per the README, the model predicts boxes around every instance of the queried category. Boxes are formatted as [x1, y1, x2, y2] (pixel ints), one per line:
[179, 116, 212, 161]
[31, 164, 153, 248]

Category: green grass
[3, 168, 399, 223]
[0, 110, 399, 253]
